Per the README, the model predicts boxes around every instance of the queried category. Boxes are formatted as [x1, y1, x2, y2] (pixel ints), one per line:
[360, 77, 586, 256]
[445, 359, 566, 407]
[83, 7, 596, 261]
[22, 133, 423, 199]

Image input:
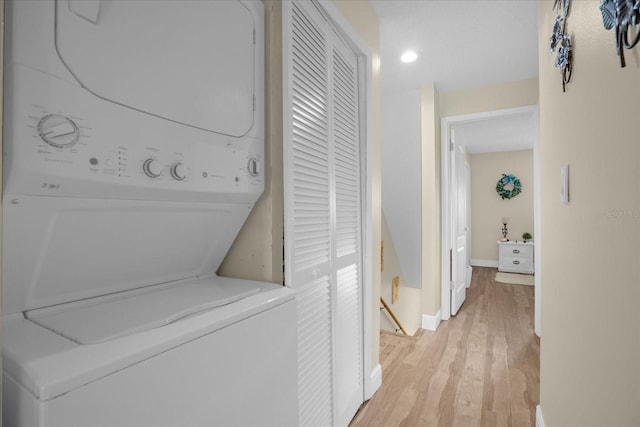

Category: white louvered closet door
[330, 31, 363, 427]
[283, 1, 364, 426]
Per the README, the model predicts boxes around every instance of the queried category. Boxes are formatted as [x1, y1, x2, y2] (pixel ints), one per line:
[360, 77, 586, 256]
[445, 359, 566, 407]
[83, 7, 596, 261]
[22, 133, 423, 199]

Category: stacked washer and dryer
[2, 1, 298, 426]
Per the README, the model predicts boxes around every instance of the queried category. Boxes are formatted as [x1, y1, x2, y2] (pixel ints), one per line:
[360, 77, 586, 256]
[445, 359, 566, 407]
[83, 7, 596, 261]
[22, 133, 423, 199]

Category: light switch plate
[560, 164, 570, 204]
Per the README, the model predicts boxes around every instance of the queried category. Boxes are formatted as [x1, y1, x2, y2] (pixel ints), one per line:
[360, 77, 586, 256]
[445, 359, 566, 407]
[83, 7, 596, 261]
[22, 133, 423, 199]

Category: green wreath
[496, 174, 522, 200]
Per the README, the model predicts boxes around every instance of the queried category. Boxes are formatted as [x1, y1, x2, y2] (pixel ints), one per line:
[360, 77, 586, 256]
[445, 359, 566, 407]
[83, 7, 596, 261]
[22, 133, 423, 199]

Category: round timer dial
[37, 114, 80, 148]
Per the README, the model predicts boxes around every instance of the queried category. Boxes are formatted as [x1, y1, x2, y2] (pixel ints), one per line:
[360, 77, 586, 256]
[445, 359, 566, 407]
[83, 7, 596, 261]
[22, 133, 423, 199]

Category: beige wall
[220, 0, 382, 372]
[380, 213, 421, 335]
[218, 0, 284, 284]
[538, 1, 640, 426]
[421, 83, 441, 316]
[470, 150, 534, 262]
[439, 77, 539, 118]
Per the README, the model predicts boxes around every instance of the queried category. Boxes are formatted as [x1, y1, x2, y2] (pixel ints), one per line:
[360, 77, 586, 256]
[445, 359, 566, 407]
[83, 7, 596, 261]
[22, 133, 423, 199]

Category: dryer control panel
[4, 65, 264, 204]
[35, 111, 263, 187]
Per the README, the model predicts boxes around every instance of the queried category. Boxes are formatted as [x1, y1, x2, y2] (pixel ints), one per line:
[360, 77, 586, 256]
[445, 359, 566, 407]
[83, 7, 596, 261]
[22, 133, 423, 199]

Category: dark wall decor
[496, 174, 522, 200]
[549, 0, 573, 92]
[600, 0, 640, 67]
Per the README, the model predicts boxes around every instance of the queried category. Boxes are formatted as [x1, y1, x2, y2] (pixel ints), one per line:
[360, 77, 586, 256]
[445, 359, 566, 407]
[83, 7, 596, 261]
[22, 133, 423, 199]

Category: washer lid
[4, 280, 294, 401]
[26, 280, 260, 344]
[56, 0, 256, 137]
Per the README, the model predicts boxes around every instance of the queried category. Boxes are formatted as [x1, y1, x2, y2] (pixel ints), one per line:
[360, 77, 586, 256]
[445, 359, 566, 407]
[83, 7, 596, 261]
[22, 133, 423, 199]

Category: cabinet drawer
[500, 255, 532, 270]
[500, 245, 532, 258]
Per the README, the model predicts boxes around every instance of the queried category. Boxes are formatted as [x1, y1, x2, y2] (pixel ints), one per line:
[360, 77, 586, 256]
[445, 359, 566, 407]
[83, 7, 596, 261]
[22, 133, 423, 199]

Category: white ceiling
[370, 0, 539, 94]
[370, 0, 539, 152]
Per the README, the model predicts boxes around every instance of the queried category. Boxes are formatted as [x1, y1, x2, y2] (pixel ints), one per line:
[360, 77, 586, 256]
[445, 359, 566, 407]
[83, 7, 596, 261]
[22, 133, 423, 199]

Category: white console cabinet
[498, 241, 534, 274]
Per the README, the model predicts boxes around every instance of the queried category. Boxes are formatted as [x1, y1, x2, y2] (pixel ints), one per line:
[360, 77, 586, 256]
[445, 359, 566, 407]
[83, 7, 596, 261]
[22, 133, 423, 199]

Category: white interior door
[451, 139, 467, 315]
[465, 161, 472, 288]
[283, 2, 364, 425]
[284, 3, 333, 424]
[331, 32, 363, 427]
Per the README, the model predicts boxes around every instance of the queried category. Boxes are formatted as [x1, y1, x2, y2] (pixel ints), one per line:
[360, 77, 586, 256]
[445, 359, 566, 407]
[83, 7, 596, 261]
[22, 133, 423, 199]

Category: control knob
[170, 162, 186, 181]
[248, 157, 261, 177]
[142, 158, 162, 178]
[37, 114, 80, 148]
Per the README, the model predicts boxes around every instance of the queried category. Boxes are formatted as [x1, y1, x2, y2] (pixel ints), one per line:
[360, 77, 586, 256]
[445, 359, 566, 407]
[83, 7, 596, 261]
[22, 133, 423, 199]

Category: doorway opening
[440, 105, 541, 336]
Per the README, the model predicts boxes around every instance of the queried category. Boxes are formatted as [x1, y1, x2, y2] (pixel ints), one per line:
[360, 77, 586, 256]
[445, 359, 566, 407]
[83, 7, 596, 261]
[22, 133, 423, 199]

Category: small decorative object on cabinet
[522, 232, 532, 242]
[498, 240, 534, 274]
[500, 217, 509, 242]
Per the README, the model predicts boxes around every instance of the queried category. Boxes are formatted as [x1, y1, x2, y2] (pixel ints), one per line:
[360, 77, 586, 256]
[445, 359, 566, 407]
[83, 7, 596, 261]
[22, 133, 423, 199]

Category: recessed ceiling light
[400, 50, 420, 63]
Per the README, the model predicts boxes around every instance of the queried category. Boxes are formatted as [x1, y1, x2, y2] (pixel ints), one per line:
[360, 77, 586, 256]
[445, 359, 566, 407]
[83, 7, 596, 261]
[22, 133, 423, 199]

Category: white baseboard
[536, 405, 545, 427]
[422, 310, 441, 331]
[365, 363, 382, 400]
[470, 259, 498, 268]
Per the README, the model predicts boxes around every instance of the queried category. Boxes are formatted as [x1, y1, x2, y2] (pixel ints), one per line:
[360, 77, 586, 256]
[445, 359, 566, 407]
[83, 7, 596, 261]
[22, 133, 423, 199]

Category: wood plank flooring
[350, 267, 539, 427]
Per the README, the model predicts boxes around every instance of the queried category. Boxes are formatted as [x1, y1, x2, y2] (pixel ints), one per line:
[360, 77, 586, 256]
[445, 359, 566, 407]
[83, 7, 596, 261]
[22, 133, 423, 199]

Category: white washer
[2, 1, 298, 426]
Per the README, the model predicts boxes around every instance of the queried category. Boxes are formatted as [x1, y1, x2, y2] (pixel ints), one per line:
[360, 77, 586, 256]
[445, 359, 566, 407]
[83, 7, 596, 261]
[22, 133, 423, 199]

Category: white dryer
[2, 1, 298, 426]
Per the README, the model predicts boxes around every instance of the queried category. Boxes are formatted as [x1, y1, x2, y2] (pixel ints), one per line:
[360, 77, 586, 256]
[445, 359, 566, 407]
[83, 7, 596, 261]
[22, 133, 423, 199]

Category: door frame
[440, 105, 541, 336]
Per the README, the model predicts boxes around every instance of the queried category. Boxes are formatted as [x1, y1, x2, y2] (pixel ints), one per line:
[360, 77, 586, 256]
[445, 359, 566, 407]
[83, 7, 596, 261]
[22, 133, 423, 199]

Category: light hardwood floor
[350, 267, 540, 427]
